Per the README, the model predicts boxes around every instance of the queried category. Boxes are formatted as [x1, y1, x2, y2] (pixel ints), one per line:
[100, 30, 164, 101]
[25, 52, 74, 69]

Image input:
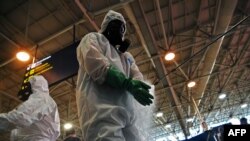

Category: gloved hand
[105, 66, 154, 106]
[126, 79, 153, 106]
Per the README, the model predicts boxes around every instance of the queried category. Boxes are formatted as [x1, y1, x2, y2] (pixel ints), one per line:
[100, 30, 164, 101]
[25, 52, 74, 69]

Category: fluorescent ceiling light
[241, 103, 247, 108]
[218, 93, 226, 99]
[164, 52, 175, 61]
[187, 81, 196, 88]
[156, 112, 163, 117]
[165, 124, 171, 128]
[64, 123, 73, 130]
[16, 51, 30, 61]
[186, 118, 193, 122]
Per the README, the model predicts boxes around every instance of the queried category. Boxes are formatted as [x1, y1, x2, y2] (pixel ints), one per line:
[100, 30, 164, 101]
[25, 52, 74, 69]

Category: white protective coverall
[0, 75, 60, 141]
[76, 10, 147, 141]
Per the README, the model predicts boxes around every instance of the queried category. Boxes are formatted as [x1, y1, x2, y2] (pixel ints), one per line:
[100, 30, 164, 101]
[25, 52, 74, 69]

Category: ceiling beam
[0, 91, 21, 103]
[192, 0, 238, 116]
[136, 0, 189, 137]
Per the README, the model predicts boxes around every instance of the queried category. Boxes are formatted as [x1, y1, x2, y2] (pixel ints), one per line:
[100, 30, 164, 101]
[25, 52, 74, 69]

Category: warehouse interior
[0, 0, 250, 140]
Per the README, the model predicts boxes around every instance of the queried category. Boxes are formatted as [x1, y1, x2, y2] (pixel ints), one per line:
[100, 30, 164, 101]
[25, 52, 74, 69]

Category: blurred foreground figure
[0, 75, 60, 141]
[76, 10, 154, 141]
[240, 117, 248, 125]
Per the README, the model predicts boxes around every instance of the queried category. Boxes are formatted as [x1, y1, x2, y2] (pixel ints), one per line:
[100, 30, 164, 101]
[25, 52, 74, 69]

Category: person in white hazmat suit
[76, 10, 154, 141]
[0, 75, 60, 141]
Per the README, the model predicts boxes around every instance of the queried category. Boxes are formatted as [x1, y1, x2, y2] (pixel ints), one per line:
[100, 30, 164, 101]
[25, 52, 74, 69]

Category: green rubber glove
[105, 66, 154, 106]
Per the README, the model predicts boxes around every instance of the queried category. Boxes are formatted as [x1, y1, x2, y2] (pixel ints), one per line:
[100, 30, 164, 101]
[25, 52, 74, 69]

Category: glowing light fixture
[164, 52, 175, 61]
[64, 123, 73, 130]
[165, 124, 171, 128]
[241, 103, 247, 108]
[16, 51, 30, 61]
[218, 93, 226, 99]
[186, 118, 193, 122]
[156, 111, 163, 117]
[187, 81, 196, 88]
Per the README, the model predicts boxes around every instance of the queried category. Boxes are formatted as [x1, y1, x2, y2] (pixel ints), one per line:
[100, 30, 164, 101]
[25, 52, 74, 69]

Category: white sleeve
[77, 33, 110, 84]
[126, 52, 144, 80]
[0, 96, 45, 128]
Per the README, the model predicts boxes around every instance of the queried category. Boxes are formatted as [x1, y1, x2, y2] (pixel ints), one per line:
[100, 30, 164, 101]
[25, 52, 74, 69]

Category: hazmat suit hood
[29, 75, 49, 95]
[17, 75, 49, 101]
[99, 10, 126, 36]
[75, 10, 149, 141]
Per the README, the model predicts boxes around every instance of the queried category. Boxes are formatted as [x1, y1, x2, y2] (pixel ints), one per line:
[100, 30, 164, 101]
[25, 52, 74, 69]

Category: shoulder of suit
[123, 52, 134, 60]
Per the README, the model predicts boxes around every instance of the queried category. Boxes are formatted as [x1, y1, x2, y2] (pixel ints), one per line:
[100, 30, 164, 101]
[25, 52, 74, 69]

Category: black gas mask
[17, 81, 33, 101]
[103, 19, 131, 53]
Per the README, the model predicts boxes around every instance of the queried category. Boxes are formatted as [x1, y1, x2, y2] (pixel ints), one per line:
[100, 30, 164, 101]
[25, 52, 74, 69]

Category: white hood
[99, 10, 126, 35]
[29, 75, 49, 95]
